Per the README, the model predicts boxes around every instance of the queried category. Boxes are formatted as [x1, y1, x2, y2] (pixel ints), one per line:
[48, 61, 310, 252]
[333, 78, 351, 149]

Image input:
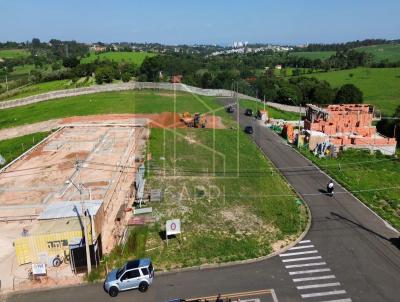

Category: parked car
[226, 105, 235, 113]
[245, 108, 253, 116]
[245, 126, 254, 134]
[104, 258, 154, 297]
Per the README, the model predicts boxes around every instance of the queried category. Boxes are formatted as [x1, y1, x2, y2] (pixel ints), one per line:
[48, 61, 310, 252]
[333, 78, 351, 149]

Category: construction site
[0, 120, 149, 290]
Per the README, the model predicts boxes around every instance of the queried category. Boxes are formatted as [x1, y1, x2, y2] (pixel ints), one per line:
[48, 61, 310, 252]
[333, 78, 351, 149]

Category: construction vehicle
[180, 112, 207, 128]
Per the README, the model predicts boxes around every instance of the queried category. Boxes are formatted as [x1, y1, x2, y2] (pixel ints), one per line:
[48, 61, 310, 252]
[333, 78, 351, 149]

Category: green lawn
[0, 79, 92, 101]
[81, 51, 155, 65]
[355, 44, 400, 63]
[306, 67, 400, 115]
[0, 49, 30, 59]
[240, 99, 302, 120]
[0, 132, 50, 168]
[89, 127, 307, 276]
[300, 148, 400, 231]
[289, 51, 336, 60]
[0, 91, 301, 130]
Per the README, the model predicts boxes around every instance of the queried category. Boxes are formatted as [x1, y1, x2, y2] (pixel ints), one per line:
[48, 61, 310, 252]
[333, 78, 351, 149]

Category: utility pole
[4, 67, 8, 92]
[73, 160, 92, 274]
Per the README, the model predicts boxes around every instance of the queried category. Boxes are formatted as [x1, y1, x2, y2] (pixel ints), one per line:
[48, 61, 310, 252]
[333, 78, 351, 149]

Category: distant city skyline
[1, 0, 399, 45]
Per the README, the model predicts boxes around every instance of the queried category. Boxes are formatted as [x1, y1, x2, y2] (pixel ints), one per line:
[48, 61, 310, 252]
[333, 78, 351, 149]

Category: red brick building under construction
[304, 104, 397, 155]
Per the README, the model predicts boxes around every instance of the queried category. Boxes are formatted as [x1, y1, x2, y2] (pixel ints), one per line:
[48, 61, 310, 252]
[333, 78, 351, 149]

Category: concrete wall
[0, 82, 305, 114]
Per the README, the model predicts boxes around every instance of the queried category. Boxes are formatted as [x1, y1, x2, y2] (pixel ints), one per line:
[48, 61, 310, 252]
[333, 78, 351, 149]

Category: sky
[0, 0, 399, 45]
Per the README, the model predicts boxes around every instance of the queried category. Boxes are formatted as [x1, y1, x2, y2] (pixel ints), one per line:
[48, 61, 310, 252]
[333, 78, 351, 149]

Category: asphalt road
[4, 98, 400, 302]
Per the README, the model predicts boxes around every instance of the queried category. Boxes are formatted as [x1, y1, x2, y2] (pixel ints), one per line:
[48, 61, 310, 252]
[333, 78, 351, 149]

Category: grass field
[0, 90, 300, 130]
[81, 51, 155, 65]
[300, 148, 400, 231]
[306, 67, 400, 115]
[88, 127, 307, 277]
[0, 49, 30, 59]
[289, 51, 336, 60]
[0, 132, 50, 168]
[0, 78, 93, 101]
[355, 44, 400, 63]
[240, 99, 302, 120]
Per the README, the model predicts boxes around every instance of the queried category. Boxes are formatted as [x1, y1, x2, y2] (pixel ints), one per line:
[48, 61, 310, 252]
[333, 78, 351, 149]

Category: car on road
[226, 105, 235, 113]
[104, 258, 154, 297]
[245, 108, 253, 116]
[244, 126, 254, 134]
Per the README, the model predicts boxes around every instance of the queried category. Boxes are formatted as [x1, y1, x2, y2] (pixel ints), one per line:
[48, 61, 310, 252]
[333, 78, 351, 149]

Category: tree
[95, 66, 114, 84]
[335, 84, 363, 104]
[311, 86, 335, 104]
[62, 57, 80, 68]
[201, 72, 213, 88]
[121, 72, 131, 82]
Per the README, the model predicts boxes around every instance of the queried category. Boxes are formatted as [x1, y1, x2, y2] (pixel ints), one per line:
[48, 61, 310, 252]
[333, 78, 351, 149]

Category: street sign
[166, 219, 181, 236]
[32, 263, 47, 276]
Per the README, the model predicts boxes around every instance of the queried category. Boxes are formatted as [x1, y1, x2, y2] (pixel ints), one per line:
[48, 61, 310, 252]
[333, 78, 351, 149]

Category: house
[170, 75, 183, 83]
[275, 64, 283, 70]
[304, 104, 397, 155]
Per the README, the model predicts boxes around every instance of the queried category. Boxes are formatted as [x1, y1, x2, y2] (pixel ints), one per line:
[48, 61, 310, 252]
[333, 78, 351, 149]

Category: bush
[121, 72, 131, 82]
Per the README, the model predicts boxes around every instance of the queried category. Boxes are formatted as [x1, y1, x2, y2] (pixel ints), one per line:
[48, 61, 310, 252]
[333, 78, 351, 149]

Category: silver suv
[104, 258, 154, 297]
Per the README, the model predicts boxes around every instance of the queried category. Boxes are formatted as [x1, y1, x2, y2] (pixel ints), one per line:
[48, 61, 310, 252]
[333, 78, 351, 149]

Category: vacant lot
[81, 51, 155, 65]
[307, 67, 400, 115]
[0, 49, 30, 59]
[355, 44, 400, 63]
[0, 132, 50, 168]
[0, 90, 299, 130]
[300, 148, 400, 231]
[289, 51, 336, 60]
[93, 127, 307, 275]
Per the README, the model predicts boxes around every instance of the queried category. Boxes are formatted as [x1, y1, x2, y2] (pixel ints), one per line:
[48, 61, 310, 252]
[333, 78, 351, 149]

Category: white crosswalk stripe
[301, 290, 347, 298]
[280, 239, 352, 301]
[296, 282, 340, 290]
[280, 250, 318, 257]
[293, 275, 336, 282]
[289, 245, 315, 250]
[289, 268, 331, 275]
[286, 262, 326, 269]
[281, 256, 322, 262]
[318, 299, 352, 302]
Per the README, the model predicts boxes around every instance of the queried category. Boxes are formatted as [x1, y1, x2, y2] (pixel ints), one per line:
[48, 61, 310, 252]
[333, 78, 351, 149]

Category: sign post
[165, 219, 181, 246]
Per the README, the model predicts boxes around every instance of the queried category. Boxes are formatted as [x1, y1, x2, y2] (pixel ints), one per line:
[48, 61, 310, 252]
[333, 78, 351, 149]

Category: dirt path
[0, 113, 225, 141]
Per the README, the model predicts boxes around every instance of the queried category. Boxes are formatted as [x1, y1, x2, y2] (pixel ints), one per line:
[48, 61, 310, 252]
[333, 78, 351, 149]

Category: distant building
[275, 64, 283, 70]
[90, 44, 107, 52]
[170, 75, 183, 83]
[304, 104, 397, 155]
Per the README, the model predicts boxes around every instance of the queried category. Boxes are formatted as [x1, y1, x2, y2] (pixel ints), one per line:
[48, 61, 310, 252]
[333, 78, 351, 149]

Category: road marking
[318, 299, 352, 302]
[301, 290, 346, 298]
[280, 250, 318, 257]
[296, 282, 340, 290]
[189, 289, 273, 301]
[285, 262, 326, 268]
[293, 275, 336, 282]
[299, 240, 311, 244]
[289, 245, 315, 250]
[281, 256, 322, 262]
[289, 268, 331, 275]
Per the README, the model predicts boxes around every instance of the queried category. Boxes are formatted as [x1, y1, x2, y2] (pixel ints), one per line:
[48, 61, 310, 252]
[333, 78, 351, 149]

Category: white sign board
[32, 263, 47, 275]
[166, 219, 181, 236]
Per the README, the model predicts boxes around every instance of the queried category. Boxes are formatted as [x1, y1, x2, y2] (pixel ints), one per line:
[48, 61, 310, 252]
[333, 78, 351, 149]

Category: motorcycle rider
[327, 180, 334, 196]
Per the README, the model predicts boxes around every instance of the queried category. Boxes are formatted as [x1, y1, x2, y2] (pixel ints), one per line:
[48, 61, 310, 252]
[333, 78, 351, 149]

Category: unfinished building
[0, 124, 148, 288]
[304, 104, 397, 155]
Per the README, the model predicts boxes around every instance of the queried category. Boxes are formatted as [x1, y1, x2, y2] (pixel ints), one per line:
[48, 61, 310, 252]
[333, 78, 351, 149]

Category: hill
[0, 49, 30, 59]
[354, 44, 400, 63]
[81, 51, 155, 65]
[307, 67, 400, 115]
[289, 51, 335, 60]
